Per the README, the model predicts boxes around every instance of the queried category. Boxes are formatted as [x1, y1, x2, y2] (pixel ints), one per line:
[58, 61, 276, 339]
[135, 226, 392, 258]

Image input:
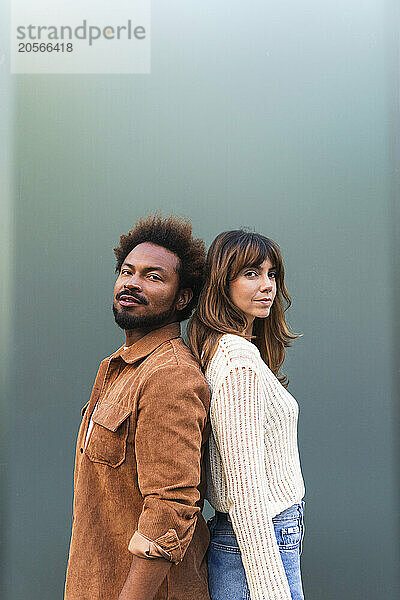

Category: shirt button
[80, 448, 84, 453]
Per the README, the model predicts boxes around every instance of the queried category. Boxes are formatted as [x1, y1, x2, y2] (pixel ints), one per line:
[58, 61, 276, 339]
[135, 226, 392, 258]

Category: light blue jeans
[207, 502, 305, 600]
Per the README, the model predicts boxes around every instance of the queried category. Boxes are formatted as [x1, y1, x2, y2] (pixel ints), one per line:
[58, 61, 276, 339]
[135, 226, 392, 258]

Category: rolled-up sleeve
[129, 363, 209, 564]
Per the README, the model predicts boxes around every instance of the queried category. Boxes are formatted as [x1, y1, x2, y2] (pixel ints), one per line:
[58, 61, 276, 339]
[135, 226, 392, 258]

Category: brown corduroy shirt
[64, 323, 211, 600]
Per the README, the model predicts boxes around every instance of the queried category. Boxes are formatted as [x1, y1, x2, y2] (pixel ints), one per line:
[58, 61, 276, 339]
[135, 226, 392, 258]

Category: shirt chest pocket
[85, 402, 132, 468]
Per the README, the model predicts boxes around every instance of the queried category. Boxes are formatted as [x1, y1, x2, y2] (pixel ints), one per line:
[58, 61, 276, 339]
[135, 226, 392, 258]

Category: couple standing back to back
[65, 214, 306, 600]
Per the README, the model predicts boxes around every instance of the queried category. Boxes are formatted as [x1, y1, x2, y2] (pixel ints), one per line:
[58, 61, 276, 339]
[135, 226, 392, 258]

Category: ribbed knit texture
[205, 334, 305, 600]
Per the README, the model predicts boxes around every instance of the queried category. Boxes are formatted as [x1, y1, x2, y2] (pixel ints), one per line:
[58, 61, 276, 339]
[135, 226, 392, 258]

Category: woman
[188, 230, 306, 600]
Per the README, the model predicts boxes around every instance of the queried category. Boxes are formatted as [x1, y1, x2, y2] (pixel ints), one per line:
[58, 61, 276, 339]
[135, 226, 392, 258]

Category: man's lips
[119, 298, 141, 306]
[117, 293, 146, 306]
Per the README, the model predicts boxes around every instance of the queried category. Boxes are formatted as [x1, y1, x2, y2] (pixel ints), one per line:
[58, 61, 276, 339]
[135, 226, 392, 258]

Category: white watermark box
[11, 0, 150, 74]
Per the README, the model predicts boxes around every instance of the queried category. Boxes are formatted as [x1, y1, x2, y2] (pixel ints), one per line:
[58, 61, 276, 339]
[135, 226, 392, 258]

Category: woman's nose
[260, 275, 273, 291]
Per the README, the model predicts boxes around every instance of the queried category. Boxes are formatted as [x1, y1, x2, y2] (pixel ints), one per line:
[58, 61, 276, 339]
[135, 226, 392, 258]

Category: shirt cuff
[128, 530, 182, 564]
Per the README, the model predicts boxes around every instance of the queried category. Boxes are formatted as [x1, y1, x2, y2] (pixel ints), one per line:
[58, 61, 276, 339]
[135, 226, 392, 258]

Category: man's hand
[118, 554, 172, 600]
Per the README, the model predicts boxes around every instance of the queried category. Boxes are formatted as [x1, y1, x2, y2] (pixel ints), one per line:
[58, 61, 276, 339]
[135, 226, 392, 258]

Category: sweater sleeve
[210, 363, 292, 600]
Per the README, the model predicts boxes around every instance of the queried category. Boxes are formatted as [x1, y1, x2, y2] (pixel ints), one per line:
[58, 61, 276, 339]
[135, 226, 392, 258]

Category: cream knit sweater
[205, 334, 305, 600]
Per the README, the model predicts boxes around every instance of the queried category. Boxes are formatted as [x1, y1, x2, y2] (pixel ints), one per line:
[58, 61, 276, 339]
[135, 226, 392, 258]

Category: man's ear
[175, 289, 193, 312]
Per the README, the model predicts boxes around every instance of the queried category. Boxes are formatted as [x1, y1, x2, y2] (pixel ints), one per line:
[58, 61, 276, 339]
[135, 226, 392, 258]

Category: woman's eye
[244, 270, 258, 277]
[269, 272, 276, 279]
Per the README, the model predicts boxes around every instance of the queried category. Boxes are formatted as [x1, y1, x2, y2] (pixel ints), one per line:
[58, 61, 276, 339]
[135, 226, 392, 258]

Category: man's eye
[147, 274, 162, 281]
[121, 269, 131, 275]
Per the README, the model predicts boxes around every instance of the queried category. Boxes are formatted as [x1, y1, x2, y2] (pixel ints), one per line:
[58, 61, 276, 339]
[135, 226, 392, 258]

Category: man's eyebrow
[143, 266, 169, 275]
[121, 262, 169, 275]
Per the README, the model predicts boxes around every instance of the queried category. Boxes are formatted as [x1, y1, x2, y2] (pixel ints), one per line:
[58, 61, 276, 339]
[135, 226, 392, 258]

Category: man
[64, 215, 211, 600]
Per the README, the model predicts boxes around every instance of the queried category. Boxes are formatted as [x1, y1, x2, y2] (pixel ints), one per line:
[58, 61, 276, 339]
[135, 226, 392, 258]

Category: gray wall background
[1, 1, 399, 598]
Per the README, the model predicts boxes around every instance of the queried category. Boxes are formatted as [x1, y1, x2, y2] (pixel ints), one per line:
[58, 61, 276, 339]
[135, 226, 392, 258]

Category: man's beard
[112, 302, 177, 332]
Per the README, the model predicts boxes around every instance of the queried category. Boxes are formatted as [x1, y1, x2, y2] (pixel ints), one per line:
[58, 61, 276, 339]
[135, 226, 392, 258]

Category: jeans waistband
[215, 510, 232, 523]
[215, 501, 305, 525]
[272, 501, 305, 521]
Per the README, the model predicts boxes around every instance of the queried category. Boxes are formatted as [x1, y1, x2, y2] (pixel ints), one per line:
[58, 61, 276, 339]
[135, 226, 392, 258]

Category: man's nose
[123, 276, 142, 291]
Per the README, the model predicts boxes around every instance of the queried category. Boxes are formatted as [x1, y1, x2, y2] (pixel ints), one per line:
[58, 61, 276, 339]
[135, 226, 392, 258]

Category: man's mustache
[116, 291, 149, 305]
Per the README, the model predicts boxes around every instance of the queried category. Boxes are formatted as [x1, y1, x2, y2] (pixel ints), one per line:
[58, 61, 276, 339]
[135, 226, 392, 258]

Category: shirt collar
[111, 322, 181, 364]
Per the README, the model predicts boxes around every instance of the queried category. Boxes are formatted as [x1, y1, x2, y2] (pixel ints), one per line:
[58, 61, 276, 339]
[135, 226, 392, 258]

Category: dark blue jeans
[207, 502, 305, 600]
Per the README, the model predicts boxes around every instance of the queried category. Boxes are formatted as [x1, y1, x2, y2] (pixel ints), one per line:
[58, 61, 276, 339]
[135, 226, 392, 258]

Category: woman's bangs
[265, 241, 282, 275]
[229, 234, 272, 279]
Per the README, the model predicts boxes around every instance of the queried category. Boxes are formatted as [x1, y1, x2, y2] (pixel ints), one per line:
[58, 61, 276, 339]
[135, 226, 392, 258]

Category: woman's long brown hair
[187, 230, 300, 386]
